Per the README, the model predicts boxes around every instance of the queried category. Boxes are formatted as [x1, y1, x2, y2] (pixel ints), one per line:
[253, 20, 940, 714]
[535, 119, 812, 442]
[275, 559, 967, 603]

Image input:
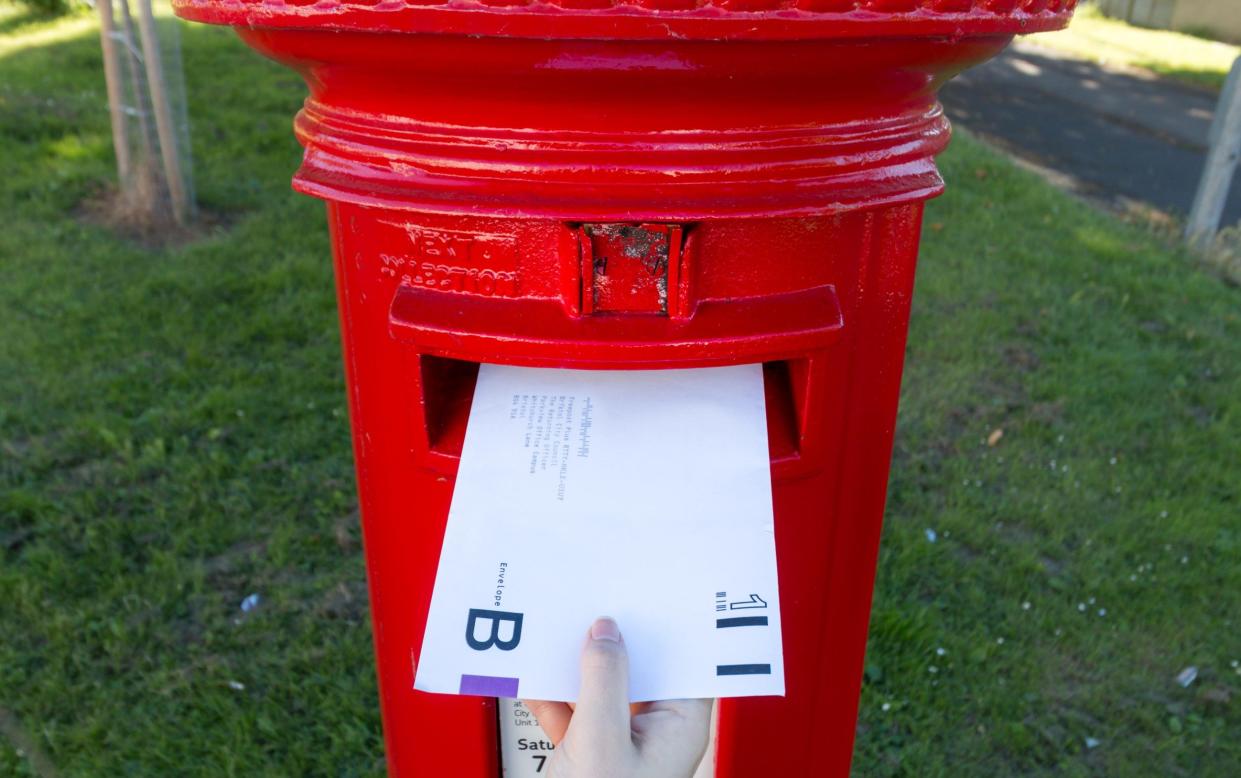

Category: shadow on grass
[1143, 64, 1231, 93]
[0, 5, 63, 36]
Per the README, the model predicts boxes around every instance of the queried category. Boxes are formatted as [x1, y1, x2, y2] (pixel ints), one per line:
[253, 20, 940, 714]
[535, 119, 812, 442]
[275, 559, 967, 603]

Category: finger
[632, 697, 713, 736]
[522, 700, 573, 744]
[632, 698, 713, 771]
[565, 617, 633, 757]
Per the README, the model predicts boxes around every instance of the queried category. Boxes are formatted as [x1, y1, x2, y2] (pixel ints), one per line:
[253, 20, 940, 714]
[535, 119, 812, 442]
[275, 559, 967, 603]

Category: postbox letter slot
[417, 354, 479, 461]
[411, 354, 819, 476]
[764, 360, 801, 465]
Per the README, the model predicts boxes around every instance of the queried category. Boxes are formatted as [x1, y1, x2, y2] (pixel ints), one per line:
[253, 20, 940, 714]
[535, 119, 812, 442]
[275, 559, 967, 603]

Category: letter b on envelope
[466, 608, 524, 651]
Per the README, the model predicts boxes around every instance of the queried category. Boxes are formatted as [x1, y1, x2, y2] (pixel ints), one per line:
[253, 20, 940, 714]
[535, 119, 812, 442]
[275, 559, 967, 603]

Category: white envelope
[414, 363, 784, 702]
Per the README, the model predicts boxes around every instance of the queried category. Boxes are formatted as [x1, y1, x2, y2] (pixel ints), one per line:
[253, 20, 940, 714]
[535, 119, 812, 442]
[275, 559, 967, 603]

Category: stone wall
[1096, 0, 1241, 43]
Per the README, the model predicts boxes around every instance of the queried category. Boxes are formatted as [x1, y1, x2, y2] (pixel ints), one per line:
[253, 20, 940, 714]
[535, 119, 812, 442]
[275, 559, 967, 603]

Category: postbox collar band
[284, 100, 955, 219]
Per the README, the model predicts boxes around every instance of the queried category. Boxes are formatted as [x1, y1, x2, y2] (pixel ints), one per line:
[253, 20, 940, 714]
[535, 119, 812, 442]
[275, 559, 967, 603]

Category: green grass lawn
[1024, 4, 1239, 92]
[2, 5, 1239, 777]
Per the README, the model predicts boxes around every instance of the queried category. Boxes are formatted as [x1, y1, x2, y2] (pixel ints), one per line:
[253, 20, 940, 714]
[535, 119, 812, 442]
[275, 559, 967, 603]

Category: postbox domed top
[172, 0, 1075, 40]
[174, 0, 1075, 218]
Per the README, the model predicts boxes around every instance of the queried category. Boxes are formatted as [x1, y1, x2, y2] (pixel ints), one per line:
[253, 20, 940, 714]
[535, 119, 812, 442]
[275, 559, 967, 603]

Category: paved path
[941, 42, 1241, 225]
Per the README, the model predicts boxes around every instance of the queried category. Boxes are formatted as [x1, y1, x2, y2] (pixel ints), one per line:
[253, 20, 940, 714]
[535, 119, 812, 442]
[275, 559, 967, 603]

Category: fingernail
[590, 617, 621, 642]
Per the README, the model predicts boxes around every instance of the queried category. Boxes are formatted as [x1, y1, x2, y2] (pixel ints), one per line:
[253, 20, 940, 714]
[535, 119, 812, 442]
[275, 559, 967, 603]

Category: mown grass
[1024, 4, 1239, 92]
[1, 6, 380, 776]
[1, 5, 1239, 777]
[856, 144, 1241, 777]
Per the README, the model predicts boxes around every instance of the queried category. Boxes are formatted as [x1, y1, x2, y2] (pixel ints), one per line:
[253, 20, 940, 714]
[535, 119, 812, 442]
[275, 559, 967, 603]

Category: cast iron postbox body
[171, 1, 1074, 774]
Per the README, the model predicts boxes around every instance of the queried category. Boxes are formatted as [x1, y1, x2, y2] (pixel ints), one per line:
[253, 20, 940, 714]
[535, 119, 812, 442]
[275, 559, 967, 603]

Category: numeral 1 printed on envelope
[713, 591, 773, 676]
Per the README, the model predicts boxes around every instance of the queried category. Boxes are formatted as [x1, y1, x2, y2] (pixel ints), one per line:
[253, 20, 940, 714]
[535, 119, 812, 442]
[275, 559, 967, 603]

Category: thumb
[565, 617, 634, 758]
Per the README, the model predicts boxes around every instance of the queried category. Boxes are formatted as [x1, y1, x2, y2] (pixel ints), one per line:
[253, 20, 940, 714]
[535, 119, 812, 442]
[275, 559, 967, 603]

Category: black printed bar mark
[717, 664, 772, 676]
[716, 616, 769, 629]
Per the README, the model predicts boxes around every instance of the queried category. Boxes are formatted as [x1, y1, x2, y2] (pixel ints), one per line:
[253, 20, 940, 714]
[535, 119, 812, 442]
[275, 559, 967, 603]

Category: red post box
[172, 1, 1074, 774]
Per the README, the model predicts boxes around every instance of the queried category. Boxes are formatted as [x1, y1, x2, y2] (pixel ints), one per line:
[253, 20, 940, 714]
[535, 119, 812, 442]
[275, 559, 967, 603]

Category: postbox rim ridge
[173, 0, 1074, 40]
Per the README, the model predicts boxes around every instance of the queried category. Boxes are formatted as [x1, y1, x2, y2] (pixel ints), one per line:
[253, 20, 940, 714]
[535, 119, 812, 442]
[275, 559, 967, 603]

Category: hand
[524, 618, 712, 778]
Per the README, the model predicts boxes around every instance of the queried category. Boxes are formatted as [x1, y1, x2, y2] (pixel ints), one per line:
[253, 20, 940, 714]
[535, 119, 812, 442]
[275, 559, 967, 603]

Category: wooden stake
[117, 0, 160, 214]
[135, 0, 191, 225]
[97, 0, 131, 187]
[1186, 56, 1241, 251]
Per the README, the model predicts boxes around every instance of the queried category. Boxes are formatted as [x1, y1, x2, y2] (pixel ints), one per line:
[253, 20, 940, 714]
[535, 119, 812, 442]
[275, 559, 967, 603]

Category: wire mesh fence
[97, 0, 194, 227]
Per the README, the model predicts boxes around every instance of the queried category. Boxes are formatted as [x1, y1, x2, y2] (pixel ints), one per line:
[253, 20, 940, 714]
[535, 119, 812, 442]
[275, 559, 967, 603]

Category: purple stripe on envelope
[459, 674, 519, 697]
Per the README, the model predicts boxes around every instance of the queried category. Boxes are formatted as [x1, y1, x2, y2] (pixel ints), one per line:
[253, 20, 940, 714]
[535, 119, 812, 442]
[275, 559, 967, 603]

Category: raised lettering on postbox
[377, 222, 519, 298]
